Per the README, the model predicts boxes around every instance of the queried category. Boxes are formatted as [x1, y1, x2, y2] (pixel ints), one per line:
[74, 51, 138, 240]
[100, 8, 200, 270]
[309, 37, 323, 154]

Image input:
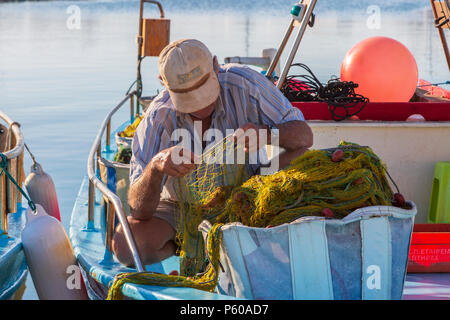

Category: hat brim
[168, 72, 221, 114]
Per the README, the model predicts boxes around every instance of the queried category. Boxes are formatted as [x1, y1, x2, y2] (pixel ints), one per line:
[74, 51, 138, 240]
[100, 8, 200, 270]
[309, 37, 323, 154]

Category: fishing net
[173, 133, 249, 276]
[107, 141, 403, 300]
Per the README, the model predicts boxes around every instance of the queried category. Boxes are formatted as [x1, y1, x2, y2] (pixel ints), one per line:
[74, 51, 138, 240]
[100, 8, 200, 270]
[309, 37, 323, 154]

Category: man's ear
[158, 75, 165, 87]
[213, 56, 219, 75]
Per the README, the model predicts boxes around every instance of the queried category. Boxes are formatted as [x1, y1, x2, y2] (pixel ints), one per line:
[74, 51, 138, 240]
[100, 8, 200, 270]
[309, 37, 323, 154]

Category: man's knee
[112, 217, 135, 267]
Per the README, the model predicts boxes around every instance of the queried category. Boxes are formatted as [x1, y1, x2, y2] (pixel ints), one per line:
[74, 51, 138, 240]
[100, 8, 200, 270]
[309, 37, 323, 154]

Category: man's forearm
[275, 120, 313, 151]
[128, 163, 164, 220]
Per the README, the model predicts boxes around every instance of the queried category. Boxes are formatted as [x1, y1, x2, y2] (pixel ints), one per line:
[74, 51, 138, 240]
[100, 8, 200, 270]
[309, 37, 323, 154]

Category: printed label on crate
[409, 245, 450, 267]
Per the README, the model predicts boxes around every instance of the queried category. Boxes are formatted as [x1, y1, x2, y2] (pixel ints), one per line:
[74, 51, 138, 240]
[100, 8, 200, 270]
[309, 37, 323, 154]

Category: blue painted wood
[360, 217, 392, 300]
[219, 225, 254, 299]
[0, 207, 28, 300]
[288, 220, 333, 300]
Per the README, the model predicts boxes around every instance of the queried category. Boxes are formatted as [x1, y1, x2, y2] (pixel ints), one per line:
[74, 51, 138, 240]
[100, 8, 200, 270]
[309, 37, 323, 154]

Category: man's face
[188, 100, 217, 120]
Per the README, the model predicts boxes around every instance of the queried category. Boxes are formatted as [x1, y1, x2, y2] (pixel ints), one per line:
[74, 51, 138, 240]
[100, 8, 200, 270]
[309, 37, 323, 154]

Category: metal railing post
[277, 0, 318, 89]
[0, 113, 24, 235]
[15, 151, 23, 205]
[266, 19, 295, 79]
[1, 173, 7, 234]
[105, 201, 116, 253]
[88, 181, 95, 225]
[130, 94, 135, 123]
[87, 93, 145, 272]
[5, 132, 13, 214]
[106, 119, 111, 152]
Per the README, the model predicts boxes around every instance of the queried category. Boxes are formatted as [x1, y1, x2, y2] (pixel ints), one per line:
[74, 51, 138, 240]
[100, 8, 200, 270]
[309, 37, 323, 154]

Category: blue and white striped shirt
[130, 64, 305, 201]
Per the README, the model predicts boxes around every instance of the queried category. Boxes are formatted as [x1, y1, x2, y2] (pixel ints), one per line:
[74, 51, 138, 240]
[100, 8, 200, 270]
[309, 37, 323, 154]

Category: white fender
[21, 204, 88, 300]
[24, 162, 61, 221]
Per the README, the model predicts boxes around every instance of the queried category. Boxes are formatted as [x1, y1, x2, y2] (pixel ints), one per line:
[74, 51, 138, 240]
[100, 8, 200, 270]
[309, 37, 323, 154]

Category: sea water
[0, 0, 447, 300]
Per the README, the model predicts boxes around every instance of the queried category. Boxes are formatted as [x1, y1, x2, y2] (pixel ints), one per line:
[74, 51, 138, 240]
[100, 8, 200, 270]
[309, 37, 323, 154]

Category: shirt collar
[213, 86, 226, 119]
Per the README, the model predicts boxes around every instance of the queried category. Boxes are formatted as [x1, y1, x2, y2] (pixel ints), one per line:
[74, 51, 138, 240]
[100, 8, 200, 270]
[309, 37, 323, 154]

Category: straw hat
[158, 39, 220, 113]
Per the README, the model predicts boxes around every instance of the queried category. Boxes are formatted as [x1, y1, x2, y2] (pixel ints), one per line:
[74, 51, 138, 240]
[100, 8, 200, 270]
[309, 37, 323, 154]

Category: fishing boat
[70, 0, 450, 300]
[0, 111, 28, 300]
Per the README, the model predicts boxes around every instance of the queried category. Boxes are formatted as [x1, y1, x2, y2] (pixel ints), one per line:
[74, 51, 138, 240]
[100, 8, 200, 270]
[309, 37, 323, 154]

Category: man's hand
[150, 146, 198, 177]
[233, 123, 270, 154]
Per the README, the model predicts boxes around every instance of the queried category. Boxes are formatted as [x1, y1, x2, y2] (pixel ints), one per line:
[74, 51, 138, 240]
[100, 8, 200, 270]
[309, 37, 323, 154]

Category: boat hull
[0, 208, 28, 300]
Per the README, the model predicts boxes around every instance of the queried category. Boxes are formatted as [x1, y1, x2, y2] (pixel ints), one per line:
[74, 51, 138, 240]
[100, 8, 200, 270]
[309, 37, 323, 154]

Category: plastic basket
[200, 203, 417, 300]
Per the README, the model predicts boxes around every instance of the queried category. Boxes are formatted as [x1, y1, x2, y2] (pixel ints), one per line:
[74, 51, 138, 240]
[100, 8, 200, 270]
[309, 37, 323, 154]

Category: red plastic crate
[291, 102, 450, 121]
[407, 224, 450, 273]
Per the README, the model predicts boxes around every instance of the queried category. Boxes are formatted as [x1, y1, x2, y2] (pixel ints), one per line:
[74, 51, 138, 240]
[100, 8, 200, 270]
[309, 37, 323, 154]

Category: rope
[107, 223, 223, 300]
[0, 153, 36, 212]
[280, 63, 369, 121]
[125, 79, 143, 97]
[417, 80, 450, 87]
[24, 143, 37, 166]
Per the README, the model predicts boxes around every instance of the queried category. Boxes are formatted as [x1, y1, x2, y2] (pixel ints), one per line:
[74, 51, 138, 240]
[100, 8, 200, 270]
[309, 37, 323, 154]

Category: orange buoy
[341, 37, 418, 102]
[22, 204, 88, 300]
[24, 162, 61, 221]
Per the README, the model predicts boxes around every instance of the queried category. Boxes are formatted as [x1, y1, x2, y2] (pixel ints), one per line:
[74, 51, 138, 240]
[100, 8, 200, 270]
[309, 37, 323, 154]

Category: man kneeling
[112, 39, 313, 267]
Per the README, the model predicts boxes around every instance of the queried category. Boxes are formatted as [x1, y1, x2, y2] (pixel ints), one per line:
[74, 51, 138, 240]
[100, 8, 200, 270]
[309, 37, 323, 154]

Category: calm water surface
[0, 0, 447, 299]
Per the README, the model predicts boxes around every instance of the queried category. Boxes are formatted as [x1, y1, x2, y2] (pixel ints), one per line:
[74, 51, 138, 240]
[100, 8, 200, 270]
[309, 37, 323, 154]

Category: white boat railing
[87, 92, 145, 272]
[0, 111, 25, 235]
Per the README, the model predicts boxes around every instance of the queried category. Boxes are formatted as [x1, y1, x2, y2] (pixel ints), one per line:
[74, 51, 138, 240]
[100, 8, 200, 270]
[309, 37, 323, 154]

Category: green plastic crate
[428, 162, 450, 223]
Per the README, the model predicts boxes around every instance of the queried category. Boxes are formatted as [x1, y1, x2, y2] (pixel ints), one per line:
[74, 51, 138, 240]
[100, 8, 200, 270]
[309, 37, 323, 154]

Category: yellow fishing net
[107, 141, 399, 300]
[120, 115, 143, 138]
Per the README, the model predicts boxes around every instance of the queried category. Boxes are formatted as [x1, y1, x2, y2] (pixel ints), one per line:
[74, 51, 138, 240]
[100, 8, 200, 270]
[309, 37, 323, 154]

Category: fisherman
[112, 39, 313, 267]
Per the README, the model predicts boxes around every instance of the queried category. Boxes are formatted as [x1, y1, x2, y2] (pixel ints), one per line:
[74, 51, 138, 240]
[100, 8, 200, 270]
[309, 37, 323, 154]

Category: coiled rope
[279, 63, 369, 121]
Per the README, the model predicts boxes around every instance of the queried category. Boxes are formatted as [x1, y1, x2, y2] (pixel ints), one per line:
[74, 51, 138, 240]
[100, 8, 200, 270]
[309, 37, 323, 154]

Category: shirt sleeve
[256, 74, 305, 125]
[235, 67, 306, 175]
[129, 129, 147, 185]
[129, 92, 170, 185]
[247, 69, 305, 125]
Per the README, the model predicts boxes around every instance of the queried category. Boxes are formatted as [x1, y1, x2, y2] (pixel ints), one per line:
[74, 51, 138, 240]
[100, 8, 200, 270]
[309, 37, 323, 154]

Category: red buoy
[322, 208, 334, 218]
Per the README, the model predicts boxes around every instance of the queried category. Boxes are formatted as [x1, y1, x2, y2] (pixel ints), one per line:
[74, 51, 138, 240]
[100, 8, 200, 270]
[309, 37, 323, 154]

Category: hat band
[167, 73, 211, 94]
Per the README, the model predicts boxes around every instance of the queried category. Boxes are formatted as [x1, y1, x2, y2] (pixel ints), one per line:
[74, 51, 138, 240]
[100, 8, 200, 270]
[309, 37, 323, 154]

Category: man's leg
[112, 216, 176, 267]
